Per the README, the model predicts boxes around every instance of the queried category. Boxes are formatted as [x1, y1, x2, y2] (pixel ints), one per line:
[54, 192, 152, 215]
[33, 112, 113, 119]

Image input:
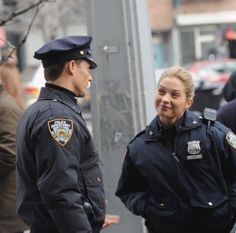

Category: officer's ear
[66, 60, 78, 75]
[186, 98, 193, 109]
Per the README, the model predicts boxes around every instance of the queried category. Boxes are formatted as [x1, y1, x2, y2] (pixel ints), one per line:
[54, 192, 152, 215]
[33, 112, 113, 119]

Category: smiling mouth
[160, 105, 171, 110]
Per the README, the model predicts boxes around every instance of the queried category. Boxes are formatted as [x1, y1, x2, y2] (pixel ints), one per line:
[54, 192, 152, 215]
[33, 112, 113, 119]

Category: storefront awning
[176, 11, 236, 26]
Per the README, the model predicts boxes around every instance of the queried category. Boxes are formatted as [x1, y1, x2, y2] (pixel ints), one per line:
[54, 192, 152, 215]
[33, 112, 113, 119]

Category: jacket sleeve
[0, 106, 19, 177]
[35, 120, 92, 233]
[224, 132, 236, 215]
[217, 107, 230, 129]
[115, 149, 149, 218]
[217, 109, 226, 126]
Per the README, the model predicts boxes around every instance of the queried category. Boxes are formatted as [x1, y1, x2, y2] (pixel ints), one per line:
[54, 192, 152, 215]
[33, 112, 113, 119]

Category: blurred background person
[217, 70, 236, 133]
[0, 79, 28, 233]
[222, 70, 236, 102]
[0, 47, 25, 110]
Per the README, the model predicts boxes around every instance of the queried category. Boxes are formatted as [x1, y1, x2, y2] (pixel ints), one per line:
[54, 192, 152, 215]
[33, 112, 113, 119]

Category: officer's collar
[146, 110, 201, 140]
[38, 85, 81, 114]
[182, 110, 201, 129]
[161, 113, 184, 132]
[45, 83, 77, 104]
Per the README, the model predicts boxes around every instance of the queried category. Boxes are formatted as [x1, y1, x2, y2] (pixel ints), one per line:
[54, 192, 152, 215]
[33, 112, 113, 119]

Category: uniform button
[193, 121, 197, 124]
[208, 202, 213, 206]
[97, 177, 101, 182]
[159, 203, 165, 207]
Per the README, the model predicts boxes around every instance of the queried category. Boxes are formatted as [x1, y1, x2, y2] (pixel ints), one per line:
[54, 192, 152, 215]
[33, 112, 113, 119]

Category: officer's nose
[88, 73, 92, 82]
[162, 93, 171, 103]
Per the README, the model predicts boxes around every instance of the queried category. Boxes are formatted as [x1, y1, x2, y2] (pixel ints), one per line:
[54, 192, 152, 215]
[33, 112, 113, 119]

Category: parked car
[185, 58, 236, 84]
[184, 59, 236, 113]
[23, 65, 91, 109]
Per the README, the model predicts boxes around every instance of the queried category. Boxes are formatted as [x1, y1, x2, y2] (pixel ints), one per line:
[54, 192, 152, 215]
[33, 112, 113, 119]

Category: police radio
[203, 108, 228, 194]
[203, 108, 217, 130]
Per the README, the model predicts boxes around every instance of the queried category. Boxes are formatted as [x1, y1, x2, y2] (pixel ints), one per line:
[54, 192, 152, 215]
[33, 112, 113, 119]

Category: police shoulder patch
[48, 118, 73, 146]
[226, 131, 236, 150]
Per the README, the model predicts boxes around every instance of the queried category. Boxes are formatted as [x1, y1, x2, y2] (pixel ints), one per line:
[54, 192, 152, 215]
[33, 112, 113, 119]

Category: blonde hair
[158, 66, 195, 99]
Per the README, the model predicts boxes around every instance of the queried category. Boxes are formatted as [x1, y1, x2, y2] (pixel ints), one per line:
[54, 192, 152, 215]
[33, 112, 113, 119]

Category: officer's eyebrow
[158, 84, 182, 92]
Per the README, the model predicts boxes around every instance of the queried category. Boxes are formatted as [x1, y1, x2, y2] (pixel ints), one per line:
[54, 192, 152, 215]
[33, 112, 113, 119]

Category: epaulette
[200, 113, 230, 135]
[128, 128, 146, 144]
[213, 121, 231, 134]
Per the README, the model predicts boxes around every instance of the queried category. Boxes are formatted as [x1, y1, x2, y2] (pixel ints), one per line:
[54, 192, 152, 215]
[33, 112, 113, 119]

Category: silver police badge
[48, 118, 73, 146]
[187, 140, 201, 155]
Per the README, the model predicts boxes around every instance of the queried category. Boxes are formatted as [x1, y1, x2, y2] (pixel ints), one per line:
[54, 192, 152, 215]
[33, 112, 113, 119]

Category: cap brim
[85, 57, 97, 69]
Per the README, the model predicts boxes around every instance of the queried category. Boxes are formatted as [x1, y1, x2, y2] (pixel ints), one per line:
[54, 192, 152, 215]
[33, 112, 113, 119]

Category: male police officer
[16, 36, 106, 233]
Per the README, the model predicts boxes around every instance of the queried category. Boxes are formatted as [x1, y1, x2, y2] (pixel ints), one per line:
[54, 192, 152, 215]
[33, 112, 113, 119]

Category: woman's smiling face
[155, 76, 193, 127]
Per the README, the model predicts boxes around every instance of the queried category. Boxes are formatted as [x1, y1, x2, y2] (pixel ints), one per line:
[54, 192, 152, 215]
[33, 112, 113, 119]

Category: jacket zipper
[172, 133, 180, 163]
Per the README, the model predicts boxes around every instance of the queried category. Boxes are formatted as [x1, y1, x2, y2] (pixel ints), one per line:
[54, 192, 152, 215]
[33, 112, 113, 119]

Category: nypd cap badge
[226, 131, 236, 150]
[48, 118, 73, 146]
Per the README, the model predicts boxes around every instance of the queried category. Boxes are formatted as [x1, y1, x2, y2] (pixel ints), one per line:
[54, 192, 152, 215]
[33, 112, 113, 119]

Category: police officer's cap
[34, 35, 97, 69]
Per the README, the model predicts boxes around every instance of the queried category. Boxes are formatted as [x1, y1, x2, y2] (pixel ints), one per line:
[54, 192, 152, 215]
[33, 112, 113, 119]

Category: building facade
[148, 0, 236, 67]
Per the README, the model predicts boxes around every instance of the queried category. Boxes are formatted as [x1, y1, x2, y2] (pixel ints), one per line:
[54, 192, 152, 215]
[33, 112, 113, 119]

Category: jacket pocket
[147, 195, 179, 223]
[191, 192, 227, 208]
[190, 192, 232, 228]
[83, 165, 104, 187]
[81, 165, 105, 223]
[145, 195, 187, 232]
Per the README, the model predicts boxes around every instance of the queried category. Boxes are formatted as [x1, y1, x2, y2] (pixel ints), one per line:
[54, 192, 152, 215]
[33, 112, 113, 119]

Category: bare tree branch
[0, 5, 41, 65]
[0, 0, 86, 66]
[0, 0, 54, 27]
[0, 44, 16, 65]
[0, 0, 54, 65]
[17, 5, 40, 48]
[0, 37, 15, 48]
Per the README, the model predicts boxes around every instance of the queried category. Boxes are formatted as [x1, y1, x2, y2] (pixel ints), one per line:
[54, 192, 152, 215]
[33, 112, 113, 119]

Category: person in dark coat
[217, 70, 236, 133]
[0, 83, 28, 233]
[116, 66, 236, 233]
[16, 36, 107, 233]
[217, 99, 236, 133]
[222, 70, 236, 102]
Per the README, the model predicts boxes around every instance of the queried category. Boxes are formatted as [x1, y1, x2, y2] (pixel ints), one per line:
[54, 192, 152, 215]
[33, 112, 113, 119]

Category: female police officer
[116, 66, 236, 233]
[16, 36, 106, 233]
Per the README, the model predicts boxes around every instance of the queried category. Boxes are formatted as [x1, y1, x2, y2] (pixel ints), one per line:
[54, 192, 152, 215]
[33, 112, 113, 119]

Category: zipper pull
[172, 152, 180, 162]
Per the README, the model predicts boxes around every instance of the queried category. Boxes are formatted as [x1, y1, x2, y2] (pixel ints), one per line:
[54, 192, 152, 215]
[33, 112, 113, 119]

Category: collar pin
[149, 130, 154, 136]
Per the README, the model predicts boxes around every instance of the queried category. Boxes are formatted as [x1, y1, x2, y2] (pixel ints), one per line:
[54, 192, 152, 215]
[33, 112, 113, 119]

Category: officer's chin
[77, 91, 86, 98]
[77, 93, 85, 98]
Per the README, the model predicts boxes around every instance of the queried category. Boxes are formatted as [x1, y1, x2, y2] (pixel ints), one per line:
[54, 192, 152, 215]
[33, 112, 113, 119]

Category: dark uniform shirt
[217, 98, 236, 134]
[16, 84, 105, 233]
[116, 110, 236, 233]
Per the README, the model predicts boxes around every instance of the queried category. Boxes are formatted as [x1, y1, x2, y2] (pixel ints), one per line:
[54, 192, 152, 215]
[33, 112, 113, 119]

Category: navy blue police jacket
[217, 98, 236, 134]
[16, 85, 105, 233]
[116, 110, 236, 233]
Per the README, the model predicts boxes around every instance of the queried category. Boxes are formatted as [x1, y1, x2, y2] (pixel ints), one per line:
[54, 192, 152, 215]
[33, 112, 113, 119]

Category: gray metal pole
[0, 0, 3, 12]
[86, 0, 156, 232]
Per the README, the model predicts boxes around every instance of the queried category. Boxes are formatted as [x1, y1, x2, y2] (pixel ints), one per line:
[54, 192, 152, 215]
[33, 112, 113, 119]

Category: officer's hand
[102, 214, 120, 229]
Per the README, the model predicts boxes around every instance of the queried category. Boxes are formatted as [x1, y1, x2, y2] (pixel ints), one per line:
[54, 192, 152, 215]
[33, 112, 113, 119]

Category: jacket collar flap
[145, 110, 201, 142]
